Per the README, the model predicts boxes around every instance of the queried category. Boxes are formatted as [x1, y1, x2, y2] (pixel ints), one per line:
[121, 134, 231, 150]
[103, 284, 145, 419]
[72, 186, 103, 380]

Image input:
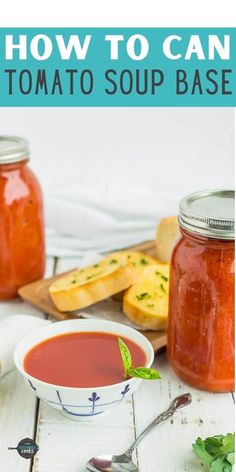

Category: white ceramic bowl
[14, 319, 154, 421]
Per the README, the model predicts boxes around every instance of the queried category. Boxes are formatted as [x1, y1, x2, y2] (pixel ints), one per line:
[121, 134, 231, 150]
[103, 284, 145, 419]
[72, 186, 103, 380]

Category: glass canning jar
[167, 190, 234, 392]
[0, 136, 45, 299]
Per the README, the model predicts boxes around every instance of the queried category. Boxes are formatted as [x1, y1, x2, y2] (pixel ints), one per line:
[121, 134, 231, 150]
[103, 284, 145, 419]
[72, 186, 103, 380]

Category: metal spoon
[86, 392, 192, 472]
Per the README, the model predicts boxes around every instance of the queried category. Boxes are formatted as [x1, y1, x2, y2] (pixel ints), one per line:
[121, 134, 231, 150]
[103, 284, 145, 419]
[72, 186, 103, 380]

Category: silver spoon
[86, 392, 192, 472]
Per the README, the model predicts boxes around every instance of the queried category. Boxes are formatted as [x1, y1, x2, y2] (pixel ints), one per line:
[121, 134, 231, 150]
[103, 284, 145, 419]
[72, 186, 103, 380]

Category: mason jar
[167, 190, 234, 392]
[0, 136, 45, 299]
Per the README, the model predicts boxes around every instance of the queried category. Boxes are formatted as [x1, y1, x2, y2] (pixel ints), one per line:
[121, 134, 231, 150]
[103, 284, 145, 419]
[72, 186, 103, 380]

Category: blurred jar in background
[168, 190, 235, 393]
[0, 136, 45, 299]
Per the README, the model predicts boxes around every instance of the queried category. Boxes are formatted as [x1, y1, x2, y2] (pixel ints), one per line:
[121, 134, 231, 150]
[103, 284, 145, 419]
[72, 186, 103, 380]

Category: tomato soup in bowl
[14, 319, 154, 421]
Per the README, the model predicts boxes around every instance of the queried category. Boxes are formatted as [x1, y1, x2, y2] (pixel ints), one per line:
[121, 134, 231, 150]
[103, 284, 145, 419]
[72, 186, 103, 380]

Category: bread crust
[123, 293, 167, 331]
[122, 264, 169, 331]
[49, 261, 136, 312]
[156, 216, 180, 263]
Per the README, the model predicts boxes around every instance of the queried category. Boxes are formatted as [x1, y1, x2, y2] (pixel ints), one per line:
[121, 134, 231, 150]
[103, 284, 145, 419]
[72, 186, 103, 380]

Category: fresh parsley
[161, 274, 168, 282]
[155, 271, 168, 283]
[140, 258, 149, 265]
[118, 338, 161, 380]
[86, 274, 95, 280]
[160, 283, 166, 293]
[193, 433, 235, 472]
[136, 292, 150, 301]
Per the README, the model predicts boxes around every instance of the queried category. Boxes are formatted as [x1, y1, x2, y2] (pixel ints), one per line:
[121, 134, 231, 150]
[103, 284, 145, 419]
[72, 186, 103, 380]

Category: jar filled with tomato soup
[168, 190, 234, 392]
[0, 136, 45, 299]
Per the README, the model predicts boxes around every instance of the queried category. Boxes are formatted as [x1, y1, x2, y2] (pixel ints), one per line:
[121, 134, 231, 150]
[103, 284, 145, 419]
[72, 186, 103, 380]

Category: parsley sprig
[118, 338, 161, 380]
[193, 433, 235, 472]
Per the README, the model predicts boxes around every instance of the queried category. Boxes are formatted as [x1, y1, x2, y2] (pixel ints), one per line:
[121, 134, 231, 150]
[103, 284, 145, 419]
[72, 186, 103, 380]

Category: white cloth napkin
[45, 177, 177, 257]
[0, 315, 50, 378]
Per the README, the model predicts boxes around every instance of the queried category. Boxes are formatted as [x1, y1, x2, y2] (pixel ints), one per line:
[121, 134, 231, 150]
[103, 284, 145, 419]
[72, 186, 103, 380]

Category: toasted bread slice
[123, 264, 170, 331]
[49, 254, 137, 312]
[111, 250, 159, 300]
[111, 250, 158, 275]
[156, 216, 180, 263]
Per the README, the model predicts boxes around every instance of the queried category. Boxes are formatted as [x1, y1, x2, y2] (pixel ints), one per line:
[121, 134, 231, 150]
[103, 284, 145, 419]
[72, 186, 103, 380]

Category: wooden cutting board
[18, 241, 167, 352]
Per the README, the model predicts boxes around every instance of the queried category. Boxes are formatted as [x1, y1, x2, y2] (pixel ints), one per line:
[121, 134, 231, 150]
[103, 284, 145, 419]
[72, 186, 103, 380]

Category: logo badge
[8, 438, 39, 459]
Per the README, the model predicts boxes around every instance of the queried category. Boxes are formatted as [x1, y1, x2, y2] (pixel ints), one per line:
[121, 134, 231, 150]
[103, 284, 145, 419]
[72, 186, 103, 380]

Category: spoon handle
[125, 393, 192, 458]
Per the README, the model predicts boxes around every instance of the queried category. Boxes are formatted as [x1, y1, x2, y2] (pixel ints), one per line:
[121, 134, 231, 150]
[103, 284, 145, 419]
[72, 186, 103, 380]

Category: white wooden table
[0, 256, 234, 472]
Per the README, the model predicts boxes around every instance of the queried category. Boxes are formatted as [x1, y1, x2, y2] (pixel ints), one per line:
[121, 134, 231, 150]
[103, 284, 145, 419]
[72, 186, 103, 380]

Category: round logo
[8, 438, 39, 459]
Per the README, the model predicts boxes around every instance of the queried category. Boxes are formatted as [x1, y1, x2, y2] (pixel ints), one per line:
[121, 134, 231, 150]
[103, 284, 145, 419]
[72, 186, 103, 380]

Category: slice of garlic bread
[111, 250, 158, 276]
[123, 264, 170, 331]
[110, 250, 158, 301]
[49, 254, 137, 312]
[156, 216, 180, 263]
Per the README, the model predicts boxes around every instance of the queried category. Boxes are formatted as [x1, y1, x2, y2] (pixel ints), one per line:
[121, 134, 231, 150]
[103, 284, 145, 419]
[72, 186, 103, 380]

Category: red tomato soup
[24, 332, 147, 388]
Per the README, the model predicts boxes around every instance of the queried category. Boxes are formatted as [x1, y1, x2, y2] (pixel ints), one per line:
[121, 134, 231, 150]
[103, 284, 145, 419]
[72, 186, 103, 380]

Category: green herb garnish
[109, 259, 118, 264]
[140, 258, 149, 265]
[118, 338, 161, 380]
[136, 292, 150, 301]
[118, 338, 132, 377]
[160, 283, 166, 293]
[128, 367, 161, 380]
[156, 271, 168, 282]
[86, 274, 95, 280]
[161, 274, 168, 282]
[193, 433, 235, 472]
[93, 264, 99, 268]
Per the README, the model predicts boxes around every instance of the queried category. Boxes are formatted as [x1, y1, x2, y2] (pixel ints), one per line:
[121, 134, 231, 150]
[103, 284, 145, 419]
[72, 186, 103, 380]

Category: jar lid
[179, 189, 235, 240]
[0, 136, 29, 164]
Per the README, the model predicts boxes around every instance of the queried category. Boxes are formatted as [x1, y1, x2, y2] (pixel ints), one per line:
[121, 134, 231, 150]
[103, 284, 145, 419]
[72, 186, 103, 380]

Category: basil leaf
[118, 338, 161, 381]
[118, 337, 132, 377]
[128, 367, 161, 380]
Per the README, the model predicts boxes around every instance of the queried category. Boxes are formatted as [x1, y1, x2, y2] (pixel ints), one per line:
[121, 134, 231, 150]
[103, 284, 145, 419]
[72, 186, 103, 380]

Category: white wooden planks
[0, 370, 37, 472]
[134, 352, 235, 472]
[0, 257, 54, 472]
[33, 398, 137, 472]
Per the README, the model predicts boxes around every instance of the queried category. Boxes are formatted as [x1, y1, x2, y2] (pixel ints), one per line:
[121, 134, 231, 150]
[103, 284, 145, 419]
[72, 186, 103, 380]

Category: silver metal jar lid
[0, 136, 29, 164]
[179, 189, 235, 240]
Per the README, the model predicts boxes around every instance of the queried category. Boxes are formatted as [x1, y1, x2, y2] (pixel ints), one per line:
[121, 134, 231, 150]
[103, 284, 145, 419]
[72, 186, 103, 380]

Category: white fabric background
[0, 108, 234, 256]
[1, 0, 235, 27]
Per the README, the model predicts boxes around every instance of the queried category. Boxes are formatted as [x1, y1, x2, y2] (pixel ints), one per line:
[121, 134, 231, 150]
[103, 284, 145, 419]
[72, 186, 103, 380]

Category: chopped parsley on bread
[123, 264, 170, 331]
[49, 253, 137, 312]
[110, 250, 158, 300]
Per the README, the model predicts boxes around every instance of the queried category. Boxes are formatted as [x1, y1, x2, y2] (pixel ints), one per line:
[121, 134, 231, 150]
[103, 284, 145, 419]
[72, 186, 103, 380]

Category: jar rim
[0, 136, 30, 164]
[179, 189, 235, 240]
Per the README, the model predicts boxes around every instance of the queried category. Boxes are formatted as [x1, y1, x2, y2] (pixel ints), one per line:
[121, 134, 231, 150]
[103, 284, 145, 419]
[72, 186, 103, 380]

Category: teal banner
[0, 28, 235, 106]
